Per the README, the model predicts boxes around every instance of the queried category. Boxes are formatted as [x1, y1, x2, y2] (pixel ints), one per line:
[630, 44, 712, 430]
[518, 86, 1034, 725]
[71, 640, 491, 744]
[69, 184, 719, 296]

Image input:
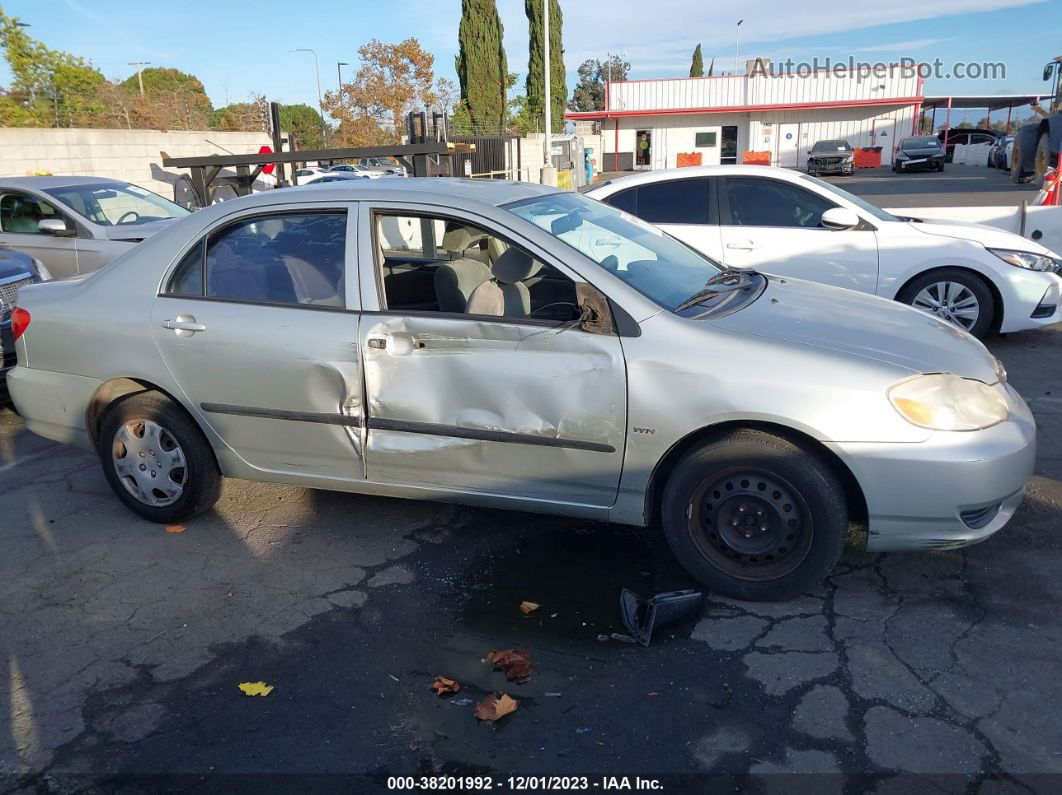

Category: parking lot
[1, 321, 1060, 790]
[822, 164, 1040, 208]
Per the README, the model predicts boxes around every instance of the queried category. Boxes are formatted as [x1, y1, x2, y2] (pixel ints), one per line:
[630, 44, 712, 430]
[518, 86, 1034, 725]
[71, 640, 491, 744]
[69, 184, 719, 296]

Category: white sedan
[587, 166, 1062, 337]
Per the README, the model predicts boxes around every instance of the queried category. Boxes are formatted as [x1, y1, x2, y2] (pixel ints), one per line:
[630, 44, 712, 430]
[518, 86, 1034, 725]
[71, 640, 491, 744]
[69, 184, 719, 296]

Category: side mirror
[821, 207, 860, 231]
[38, 218, 75, 237]
[575, 282, 616, 335]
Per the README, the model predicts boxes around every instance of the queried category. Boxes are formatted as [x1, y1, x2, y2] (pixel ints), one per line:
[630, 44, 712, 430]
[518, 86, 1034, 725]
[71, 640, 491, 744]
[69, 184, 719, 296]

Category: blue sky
[3, 0, 1060, 122]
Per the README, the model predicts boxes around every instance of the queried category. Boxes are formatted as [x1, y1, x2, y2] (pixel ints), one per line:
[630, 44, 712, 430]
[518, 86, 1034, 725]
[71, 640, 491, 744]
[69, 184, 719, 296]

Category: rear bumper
[7, 365, 100, 450]
[827, 384, 1036, 551]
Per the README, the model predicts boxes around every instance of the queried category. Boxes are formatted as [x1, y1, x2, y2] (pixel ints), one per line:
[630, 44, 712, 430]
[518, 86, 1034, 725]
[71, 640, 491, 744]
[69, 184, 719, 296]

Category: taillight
[11, 307, 30, 341]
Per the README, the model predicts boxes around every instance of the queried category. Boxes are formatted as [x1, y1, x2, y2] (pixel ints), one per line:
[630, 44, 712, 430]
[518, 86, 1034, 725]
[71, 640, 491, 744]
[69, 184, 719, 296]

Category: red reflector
[11, 307, 30, 341]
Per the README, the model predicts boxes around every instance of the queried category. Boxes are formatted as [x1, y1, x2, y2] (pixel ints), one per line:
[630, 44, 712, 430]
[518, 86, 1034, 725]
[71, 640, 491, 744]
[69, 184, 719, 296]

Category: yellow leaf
[238, 681, 274, 697]
[164, 524, 186, 534]
[519, 601, 540, 615]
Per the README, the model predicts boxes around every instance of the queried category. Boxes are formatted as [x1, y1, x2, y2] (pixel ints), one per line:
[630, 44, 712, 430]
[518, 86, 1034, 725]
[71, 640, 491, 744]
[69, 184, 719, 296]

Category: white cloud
[857, 38, 955, 52]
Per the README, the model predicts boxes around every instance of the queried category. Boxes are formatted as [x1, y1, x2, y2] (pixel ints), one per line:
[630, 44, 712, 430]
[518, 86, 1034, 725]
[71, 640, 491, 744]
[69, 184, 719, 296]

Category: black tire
[1034, 134, 1051, 188]
[896, 268, 995, 338]
[936, 161, 944, 172]
[1011, 145, 1025, 183]
[661, 430, 847, 601]
[98, 390, 221, 523]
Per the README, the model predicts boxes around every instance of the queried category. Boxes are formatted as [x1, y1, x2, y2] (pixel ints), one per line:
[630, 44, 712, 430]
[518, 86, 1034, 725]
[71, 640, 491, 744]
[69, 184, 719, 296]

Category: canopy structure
[921, 94, 1057, 136]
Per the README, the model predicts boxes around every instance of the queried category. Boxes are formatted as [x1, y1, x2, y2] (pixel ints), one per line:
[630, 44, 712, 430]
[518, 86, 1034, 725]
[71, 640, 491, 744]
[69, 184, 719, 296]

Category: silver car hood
[707, 275, 999, 380]
[104, 220, 176, 243]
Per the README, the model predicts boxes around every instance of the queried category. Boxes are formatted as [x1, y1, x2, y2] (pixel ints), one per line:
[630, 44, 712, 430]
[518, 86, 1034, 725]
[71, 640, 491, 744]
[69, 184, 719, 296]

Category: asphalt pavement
[1, 324, 1061, 792]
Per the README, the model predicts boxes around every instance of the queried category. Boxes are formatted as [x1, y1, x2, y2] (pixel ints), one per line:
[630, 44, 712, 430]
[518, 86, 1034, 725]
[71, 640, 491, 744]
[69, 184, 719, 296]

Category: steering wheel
[116, 210, 141, 225]
[599, 254, 619, 273]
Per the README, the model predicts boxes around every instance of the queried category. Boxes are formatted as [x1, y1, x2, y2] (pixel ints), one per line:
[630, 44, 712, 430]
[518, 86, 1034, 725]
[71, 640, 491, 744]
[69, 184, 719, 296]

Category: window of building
[694, 132, 717, 147]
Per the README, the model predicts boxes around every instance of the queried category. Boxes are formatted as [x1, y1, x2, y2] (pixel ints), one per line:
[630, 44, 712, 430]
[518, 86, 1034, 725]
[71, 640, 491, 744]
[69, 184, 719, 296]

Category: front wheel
[98, 391, 222, 523]
[897, 268, 994, 338]
[1034, 134, 1052, 188]
[661, 430, 848, 601]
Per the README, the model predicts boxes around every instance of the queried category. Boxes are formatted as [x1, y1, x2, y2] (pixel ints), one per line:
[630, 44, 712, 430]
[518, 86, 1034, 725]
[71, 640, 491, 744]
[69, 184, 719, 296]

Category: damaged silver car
[8, 180, 1035, 600]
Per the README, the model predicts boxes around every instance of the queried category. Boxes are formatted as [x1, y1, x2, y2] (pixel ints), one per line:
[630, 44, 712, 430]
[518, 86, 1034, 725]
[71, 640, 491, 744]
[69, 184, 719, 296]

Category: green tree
[0, 6, 105, 127]
[279, 103, 326, 149]
[120, 67, 213, 130]
[456, 0, 507, 131]
[568, 55, 629, 113]
[690, 44, 704, 77]
[525, 0, 566, 133]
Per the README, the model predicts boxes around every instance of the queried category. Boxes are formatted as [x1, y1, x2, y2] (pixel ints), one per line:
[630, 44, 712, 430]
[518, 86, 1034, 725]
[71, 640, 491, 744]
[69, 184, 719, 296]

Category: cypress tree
[690, 44, 704, 77]
[525, 0, 567, 134]
[456, 0, 508, 131]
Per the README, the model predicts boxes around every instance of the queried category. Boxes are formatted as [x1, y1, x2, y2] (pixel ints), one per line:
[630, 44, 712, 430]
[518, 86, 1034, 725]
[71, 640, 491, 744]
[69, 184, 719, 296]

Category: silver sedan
[0, 176, 189, 280]
[7, 179, 1035, 600]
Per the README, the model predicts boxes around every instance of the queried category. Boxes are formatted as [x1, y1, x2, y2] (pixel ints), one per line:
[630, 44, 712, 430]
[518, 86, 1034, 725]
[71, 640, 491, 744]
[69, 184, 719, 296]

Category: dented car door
[357, 202, 627, 507]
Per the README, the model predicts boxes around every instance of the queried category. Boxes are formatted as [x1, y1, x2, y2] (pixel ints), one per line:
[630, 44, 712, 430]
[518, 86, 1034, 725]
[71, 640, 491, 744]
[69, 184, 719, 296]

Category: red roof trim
[565, 96, 922, 121]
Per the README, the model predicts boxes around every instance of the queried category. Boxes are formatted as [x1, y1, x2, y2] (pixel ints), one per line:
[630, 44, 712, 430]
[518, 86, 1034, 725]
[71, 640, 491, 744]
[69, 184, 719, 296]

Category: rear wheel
[1034, 134, 1052, 188]
[897, 268, 994, 338]
[98, 391, 221, 523]
[661, 430, 848, 601]
[1011, 144, 1026, 183]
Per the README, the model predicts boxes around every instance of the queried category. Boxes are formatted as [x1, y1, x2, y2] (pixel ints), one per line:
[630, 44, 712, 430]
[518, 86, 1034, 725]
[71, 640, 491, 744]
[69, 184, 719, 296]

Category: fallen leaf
[519, 601, 540, 615]
[164, 524, 185, 534]
[238, 681, 274, 697]
[474, 692, 518, 723]
[486, 648, 532, 683]
[431, 676, 461, 696]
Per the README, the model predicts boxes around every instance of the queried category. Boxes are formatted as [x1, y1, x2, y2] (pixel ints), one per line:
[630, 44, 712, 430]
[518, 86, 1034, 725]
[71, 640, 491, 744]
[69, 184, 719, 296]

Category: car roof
[588, 165, 811, 194]
[223, 177, 563, 208]
[0, 175, 130, 189]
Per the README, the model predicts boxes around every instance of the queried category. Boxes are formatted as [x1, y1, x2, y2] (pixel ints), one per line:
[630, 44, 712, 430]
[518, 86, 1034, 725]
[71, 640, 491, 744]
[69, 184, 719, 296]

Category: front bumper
[998, 269, 1062, 333]
[809, 159, 853, 174]
[826, 384, 1036, 551]
[896, 154, 944, 170]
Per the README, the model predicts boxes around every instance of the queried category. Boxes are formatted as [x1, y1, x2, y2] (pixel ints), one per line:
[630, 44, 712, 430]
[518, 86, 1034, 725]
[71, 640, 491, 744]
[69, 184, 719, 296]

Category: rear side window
[604, 188, 636, 215]
[723, 177, 835, 228]
[163, 212, 347, 307]
[633, 179, 710, 225]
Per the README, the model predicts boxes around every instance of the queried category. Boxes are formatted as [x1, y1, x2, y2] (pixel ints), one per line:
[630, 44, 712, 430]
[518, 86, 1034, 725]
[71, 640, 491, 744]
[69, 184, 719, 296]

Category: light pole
[543, 0, 552, 169]
[735, 20, 744, 75]
[337, 61, 348, 93]
[128, 61, 151, 96]
[291, 48, 326, 144]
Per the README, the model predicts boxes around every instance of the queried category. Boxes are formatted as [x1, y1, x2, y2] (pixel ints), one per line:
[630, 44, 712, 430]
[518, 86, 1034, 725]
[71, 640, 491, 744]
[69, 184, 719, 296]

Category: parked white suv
[587, 166, 1062, 337]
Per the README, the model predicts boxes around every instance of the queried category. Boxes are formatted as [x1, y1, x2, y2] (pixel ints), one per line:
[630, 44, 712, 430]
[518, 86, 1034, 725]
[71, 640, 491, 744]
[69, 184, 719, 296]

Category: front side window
[0, 191, 66, 235]
[165, 212, 346, 307]
[635, 179, 710, 225]
[800, 174, 899, 222]
[505, 191, 727, 312]
[724, 177, 835, 228]
[44, 182, 188, 227]
[374, 212, 579, 322]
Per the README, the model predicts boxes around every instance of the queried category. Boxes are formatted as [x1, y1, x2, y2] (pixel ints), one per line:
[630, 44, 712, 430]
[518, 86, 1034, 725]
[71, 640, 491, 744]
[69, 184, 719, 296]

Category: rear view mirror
[820, 207, 860, 231]
[38, 218, 74, 237]
[551, 213, 582, 236]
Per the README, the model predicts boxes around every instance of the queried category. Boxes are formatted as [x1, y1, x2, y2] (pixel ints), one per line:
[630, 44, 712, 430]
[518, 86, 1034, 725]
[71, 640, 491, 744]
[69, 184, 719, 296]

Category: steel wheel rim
[911, 281, 980, 330]
[687, 467, 813, 581]
[112, 420, 186, 507]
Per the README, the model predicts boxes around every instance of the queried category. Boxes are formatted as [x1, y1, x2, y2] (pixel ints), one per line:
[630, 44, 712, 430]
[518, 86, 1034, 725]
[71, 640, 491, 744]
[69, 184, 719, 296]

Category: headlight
[32, 257, 53, 282]
[843, 154, 854, 161]
[987, 248, 1055, 272]
[888, 373, 1008, 431]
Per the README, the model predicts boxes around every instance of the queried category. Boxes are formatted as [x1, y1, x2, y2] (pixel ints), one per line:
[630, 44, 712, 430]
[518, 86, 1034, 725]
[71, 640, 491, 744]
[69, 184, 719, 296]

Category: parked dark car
[988, 135, 1014, 169]
[937, 128, 1000, 162]
[893, 136, 946, 172]
[0, 247, 51, 402]
[807, 140, 854, 176]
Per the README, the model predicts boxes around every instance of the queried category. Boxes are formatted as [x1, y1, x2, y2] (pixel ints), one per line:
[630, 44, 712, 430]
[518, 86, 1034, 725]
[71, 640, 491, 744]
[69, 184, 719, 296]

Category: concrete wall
[0, 127, 274, 201]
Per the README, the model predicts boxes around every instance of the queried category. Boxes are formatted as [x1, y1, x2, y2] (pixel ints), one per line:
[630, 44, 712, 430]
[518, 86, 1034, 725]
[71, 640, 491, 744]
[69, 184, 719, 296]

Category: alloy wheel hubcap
[688, 469, 813, 581]
[911, 281, 980, 330]
[112, 420, 186, 507]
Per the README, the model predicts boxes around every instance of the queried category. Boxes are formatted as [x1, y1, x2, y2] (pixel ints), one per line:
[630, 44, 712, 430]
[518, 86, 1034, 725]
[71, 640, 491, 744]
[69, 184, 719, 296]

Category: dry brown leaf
[431, 675, 461, 696]
[486, 648, 532, 683]
[474, 692, 518, 723]
[519, 601, 540, 615]
[164, 524, 186, 534]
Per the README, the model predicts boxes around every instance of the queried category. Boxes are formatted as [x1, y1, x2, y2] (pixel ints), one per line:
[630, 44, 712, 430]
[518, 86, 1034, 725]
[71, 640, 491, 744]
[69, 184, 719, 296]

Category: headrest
[441, 223, 486, 253]
[491, 247, 541, 284]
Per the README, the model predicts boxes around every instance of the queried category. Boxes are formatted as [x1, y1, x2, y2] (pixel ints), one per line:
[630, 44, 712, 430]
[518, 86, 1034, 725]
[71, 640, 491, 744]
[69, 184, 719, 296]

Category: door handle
[367, 334, 414, 355]
[161, 315, 205, 336]
[726, 241, 756, 251]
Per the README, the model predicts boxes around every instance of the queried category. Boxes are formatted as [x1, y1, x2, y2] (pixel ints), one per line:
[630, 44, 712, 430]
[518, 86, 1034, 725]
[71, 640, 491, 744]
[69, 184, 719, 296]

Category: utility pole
[337, 62, 348, 94]
[292, 48, 326, 144]
[128, 61, 151, 96]
[543, 0, 552, 170]
[735, 20, 744, 75]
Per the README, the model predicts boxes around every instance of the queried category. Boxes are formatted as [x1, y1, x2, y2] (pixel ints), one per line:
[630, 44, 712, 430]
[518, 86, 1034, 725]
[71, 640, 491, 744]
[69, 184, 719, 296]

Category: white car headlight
[888, 373, 1008, 431]
[987, 248, 1056, 272]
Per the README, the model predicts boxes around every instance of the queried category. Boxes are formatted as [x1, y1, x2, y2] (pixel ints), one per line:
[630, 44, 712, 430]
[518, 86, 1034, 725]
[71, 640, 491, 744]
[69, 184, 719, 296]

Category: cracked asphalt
[1, 326, 1060, 792]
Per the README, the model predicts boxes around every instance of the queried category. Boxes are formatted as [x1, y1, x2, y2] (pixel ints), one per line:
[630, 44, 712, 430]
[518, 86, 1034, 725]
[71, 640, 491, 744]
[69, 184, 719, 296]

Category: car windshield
[798, 174, 900, 222]
[902, 137, 940, 150]
[44, 182, 189, 226]
[811, 141, 851, 153]
[504, 191, 734, 312]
